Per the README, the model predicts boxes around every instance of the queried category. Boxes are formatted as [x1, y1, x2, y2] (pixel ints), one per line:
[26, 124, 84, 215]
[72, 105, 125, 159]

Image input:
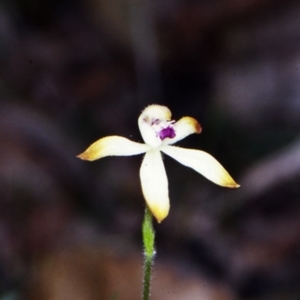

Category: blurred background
[0, 0, 300, 299]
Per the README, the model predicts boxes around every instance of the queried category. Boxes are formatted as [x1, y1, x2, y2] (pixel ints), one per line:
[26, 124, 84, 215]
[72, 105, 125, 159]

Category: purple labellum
[159, 126, 176, 140]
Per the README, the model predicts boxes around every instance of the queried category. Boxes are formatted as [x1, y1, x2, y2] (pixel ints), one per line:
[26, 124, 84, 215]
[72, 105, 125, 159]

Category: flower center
[159, 126, 176, 140]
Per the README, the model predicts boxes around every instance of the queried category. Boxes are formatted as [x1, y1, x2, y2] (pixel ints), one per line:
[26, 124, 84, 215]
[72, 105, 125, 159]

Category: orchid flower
[77, 104, 239, 223]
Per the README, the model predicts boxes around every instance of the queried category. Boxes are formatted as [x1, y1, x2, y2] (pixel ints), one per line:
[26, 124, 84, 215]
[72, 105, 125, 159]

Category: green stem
[142, 205, 155, 300]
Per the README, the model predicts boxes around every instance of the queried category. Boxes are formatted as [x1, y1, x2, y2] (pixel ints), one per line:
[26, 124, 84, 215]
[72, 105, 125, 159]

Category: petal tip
[195, 121, 202, 134]
[145, 199, 169, 223]
[189, 118, 202, 134]
[76, 153, 84, 159]
[224, 180, 240, 189]
[218, 178, 241, 188]
[152, 209, 168, 223]
[230, 183, 241, 188]
[146, 198, 170, 223]
[141, 104, 172, 120]
[181, 117, 202, 134]
[76, 151, 93, 161]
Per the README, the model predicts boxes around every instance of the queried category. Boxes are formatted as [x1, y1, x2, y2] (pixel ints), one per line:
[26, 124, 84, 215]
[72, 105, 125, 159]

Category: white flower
[77, 104, 240, 223]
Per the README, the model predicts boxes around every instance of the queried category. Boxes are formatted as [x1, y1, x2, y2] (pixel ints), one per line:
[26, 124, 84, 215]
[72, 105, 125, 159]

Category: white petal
[161, 146, 240, 188]
[138, 104, 172, 147]
[138, 119, 161, 147]
[166, 117, 201, 145]
[77, 136, 149, 161]
[140, 149, 170, 222]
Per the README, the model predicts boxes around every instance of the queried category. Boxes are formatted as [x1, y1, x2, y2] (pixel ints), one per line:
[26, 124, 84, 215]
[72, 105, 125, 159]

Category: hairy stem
[142, 206, 155, 300]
